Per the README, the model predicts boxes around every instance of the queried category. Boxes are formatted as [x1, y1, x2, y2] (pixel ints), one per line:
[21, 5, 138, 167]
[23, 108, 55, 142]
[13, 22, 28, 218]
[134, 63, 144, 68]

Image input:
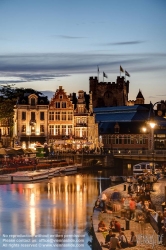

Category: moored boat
[0, 174, 12, 182]
[48, 167, 61, 177]
[60, 165, 78, 172]
[10, 170, 49, 182]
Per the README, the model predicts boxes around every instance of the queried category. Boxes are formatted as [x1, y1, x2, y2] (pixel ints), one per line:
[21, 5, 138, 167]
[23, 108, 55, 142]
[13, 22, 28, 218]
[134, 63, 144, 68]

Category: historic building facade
[48, 87, 99, 151]
[0, 118, 11, 147]
[13, 93, 49, 148]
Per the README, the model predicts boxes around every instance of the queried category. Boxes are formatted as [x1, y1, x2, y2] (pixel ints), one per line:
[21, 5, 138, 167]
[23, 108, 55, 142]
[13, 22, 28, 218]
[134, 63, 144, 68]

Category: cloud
[107, 41, 145, 45]
[0, 52, 165, 84]
[53, 35, 86, 39]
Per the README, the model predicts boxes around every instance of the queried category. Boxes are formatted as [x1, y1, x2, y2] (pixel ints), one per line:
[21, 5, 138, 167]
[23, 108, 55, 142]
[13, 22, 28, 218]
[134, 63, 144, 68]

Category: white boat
[61, 165, 78, 172]
[48, 167, 61, 177]
[10, 170, 49, 182]
[0, 174, 12, 182]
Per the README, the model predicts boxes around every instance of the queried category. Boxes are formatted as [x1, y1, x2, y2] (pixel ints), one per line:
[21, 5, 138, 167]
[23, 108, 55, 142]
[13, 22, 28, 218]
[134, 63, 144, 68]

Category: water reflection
[0, 170, 112, 250]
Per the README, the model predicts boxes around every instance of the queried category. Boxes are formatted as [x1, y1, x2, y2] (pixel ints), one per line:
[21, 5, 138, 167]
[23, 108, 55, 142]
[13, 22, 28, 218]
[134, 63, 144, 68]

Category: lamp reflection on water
[30, 192, 36, 236]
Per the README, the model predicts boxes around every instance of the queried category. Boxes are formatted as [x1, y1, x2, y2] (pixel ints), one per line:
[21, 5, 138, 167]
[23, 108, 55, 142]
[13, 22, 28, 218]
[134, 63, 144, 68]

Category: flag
[125, 70, 130, 77]
[120, 65, 124, 72]
[103, 72, 108, 78]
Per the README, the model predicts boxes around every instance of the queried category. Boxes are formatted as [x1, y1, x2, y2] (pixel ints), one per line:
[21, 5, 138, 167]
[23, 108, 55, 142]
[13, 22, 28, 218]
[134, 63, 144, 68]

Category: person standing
[101, 192, 107, 212]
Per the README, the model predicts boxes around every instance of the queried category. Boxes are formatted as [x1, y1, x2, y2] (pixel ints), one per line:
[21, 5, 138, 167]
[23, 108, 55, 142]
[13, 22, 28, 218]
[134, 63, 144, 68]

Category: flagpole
[98, 66, 99, 82]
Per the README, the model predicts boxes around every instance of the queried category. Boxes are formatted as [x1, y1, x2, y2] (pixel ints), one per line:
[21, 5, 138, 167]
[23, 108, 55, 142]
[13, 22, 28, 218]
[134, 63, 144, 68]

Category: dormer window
[31, 98, 35, 106]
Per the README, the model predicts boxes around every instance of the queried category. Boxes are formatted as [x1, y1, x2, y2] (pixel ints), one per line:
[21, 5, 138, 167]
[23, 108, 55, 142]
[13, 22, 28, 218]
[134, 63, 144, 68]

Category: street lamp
[148, 120, 156, 174]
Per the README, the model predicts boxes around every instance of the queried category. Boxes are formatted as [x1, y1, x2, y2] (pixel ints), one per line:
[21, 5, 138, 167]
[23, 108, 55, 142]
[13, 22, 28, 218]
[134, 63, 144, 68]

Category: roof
[94, 105, 151, 122]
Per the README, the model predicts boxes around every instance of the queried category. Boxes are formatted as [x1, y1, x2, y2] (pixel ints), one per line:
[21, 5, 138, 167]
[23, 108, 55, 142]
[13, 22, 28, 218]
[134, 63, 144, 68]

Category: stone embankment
[92, 178, 165, 250]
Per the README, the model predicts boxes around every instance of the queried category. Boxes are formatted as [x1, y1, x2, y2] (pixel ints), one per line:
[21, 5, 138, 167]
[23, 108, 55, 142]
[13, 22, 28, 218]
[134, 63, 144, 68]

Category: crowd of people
[94, 172, 166, 248]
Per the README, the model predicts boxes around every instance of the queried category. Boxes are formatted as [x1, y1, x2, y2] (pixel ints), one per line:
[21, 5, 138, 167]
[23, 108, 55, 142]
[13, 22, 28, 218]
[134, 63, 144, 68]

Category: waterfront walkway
[92, 178, 165, 250]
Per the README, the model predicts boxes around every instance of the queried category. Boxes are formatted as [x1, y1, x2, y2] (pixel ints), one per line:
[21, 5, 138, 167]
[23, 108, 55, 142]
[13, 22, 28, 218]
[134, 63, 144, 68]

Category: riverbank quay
[92, 178, 165, 250]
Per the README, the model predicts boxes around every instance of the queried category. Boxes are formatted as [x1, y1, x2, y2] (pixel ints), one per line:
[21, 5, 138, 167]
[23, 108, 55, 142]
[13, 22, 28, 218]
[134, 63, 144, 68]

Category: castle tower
[89, 76, 129, 108]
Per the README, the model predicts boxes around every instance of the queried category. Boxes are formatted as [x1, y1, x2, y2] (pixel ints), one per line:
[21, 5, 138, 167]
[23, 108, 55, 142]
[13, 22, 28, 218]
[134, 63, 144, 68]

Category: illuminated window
[62, 125, 66, 135]
[55, 112, 60, 120]
[40, 125, 44, 133]
[62, 112, 66, 120]
[68, 112, 73, 120]
[49, 125, 54, 135]
[22, 125, 26, 132]
[49, 112, 54, 121]
[55, 125, 60, 135]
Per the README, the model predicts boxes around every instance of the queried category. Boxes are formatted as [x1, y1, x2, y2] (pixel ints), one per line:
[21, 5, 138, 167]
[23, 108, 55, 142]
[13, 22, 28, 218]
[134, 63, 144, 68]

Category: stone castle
[89, 76, 144, 107]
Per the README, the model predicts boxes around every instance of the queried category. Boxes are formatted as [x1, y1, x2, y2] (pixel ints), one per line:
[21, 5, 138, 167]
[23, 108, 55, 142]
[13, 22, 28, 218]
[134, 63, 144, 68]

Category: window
[55, 112, 60, 120]
[49, 125, 54, 135]
[31, 112, 35, 121]
[62, 112, 66, 120]
[82, 129, 87, 138]
[59, 95, 63, 99]
[22, 125, 26, 132]
[68, 112, 73, 120]
[62, 102, 66, 108]
[49, 112, 54, 121]
[40, 112, 44, 120]
[55, 125, 60, 135]
[78, 106, 84, 113]
[31, 126, 35, 133]
[115, 136, 122, 144]
[22, 112, 26, 120]
[67, 125, 72, 135]
[40, 125, 44, 133]
[62, 125, 66, 135]
[124, 135, 130, 144]
[76, 118, 80, 123]
[75, 128, 80, 137]
[55, 102, 60, 108]
[31, 98, 36, 106]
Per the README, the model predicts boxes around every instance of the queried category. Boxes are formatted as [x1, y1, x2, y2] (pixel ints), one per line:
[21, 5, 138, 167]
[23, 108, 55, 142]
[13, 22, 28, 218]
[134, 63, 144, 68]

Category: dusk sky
[0, 0, 166, 104]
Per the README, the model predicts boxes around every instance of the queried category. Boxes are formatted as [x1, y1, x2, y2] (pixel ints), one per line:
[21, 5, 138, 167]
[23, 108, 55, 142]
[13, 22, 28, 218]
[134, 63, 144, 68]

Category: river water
[0, 168, 113, 250]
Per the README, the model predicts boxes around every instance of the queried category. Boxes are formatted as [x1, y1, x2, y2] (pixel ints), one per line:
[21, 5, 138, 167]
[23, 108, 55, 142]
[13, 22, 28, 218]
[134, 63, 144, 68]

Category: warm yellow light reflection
[30, 192, 36, 236]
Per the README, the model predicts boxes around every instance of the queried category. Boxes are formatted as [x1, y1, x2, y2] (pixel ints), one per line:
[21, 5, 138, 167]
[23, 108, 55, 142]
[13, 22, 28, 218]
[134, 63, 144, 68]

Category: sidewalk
[92, 178, 165, 250]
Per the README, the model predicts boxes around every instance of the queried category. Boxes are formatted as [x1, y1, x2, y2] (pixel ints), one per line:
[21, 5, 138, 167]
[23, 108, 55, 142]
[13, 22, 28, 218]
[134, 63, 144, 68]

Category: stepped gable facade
[48, 86, 74, 144]
[89, 76, 129, 108]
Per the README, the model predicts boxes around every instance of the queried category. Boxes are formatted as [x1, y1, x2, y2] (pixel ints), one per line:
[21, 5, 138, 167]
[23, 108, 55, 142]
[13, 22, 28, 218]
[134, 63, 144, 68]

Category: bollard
[125, 219, 130, 230]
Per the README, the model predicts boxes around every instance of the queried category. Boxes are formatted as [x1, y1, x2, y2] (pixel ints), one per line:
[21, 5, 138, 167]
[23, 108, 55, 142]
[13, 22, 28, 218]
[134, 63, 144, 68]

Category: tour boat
[10, 170, 49, 182]
[60, 165, 78, 172]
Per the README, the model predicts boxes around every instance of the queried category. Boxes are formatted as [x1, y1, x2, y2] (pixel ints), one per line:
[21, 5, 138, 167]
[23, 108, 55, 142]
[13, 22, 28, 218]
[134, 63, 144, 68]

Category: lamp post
[149, 120, 156, 174]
